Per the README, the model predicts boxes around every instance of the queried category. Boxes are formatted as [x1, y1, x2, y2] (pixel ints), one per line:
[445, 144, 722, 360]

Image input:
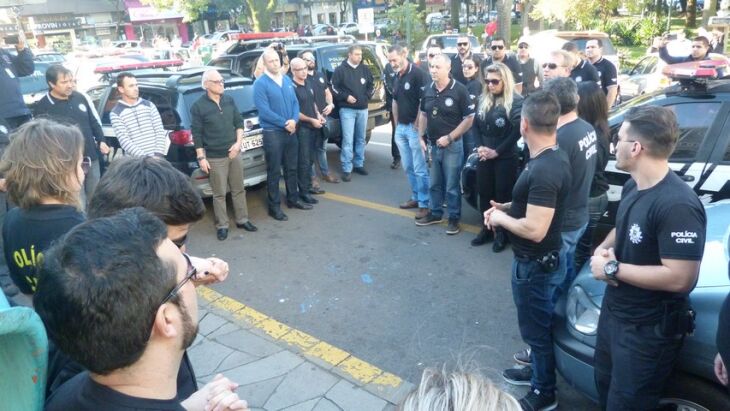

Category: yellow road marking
[198, 286, 403, 389]
[320, 192, 482, 234]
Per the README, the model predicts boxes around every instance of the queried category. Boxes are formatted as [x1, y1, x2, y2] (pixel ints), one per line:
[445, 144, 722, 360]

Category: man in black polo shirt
[416, 54, 474, 235]
[480, 37, 523, 94]
[585, 39, 618, 107]
[562, 42, 599, 84]
[192, 69, 257, 240]
[388, 44, 431, 219]
[486, 91, 571, 411]
[450, 35, 474, 85]
[31, 65, 110, 203]
[290, 57, 322, 206]
[591, 106, 706, 410]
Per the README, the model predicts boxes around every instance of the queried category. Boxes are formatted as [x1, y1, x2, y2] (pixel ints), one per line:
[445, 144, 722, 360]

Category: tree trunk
[498, 0, 511, 43]
[451, 0, 460, 32]
[418, 0, 426, 15]
[702, 0, 717, 26]
[679, 0, 688, 13]
[687, 0, 697, 27]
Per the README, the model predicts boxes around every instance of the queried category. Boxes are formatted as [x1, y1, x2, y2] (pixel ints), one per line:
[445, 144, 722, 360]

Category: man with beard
[450, 35, 474, 85]
[35, 208, 248, 411]
[480, 37, 523, 94]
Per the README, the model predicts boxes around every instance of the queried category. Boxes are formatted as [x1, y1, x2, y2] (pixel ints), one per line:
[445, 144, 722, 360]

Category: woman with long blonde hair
[471, 63, 523, 251]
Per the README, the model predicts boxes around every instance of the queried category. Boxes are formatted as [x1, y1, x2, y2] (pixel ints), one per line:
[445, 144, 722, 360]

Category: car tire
[658, 372, 730, 411]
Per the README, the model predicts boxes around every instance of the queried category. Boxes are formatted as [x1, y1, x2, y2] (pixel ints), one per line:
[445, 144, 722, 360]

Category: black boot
[492, 228, 508, 252]
[471, 227, 494, 246]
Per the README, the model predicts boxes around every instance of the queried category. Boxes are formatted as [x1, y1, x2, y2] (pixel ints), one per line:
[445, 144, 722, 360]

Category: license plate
[241, 134, 263, 151]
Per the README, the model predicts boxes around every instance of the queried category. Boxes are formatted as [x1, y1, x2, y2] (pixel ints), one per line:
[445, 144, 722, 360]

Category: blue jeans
[556, 223, 588, 302]
[394, 123, 430, 208]
[511, 253, 567, 393]
[339, 108, 367, 173]
[263, 129, 299, 211]
[311, 128, 329, 177]
[429, 139, 463, 220]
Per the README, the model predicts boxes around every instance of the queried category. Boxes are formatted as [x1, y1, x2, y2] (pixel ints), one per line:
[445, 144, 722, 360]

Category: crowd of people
[0, 25, 728, 411]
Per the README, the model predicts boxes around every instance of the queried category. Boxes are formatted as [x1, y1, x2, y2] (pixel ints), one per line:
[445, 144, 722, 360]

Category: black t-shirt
[420, 79, 475, 142]
[481, 54, 523, 84]
[570, 59, 600, 83]
[591, 57, 618, 95]
[465, 78, 482, 104]
[294, 78, 318, 129]
[508, 147, 572, 257]
[45, 371, 186, 411]
[450, 53, 472, 85]
[590, 128, 610, 197]
[308, 71, 329, 114]
[557, 118, 597, 231]
[473, 95, 523, 158]
[2, 204, 85, 294]
[392, 63, 429, 125]
[604, 172, 706, 324]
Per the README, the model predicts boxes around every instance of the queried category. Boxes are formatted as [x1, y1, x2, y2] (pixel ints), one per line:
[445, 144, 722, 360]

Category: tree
[530, 0, 621, 28]
[451, 0, 461, 32]
[687, 0, 697, 27]
[244, 0, 277, 31]
[498, 0, 510, 42]
[140, 0, 210, 22]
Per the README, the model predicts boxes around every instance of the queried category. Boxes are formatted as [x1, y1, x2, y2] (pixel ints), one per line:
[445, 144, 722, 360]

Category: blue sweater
[253, 74, 299, 131]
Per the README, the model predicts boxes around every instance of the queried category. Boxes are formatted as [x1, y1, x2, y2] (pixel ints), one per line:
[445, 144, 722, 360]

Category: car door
[698, 105, 730, 203]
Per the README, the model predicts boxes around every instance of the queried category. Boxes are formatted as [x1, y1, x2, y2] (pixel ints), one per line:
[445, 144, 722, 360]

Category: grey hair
[290, 57, 306, 70]
[201, 69, 219, 90]
[432, 54, 451, 67]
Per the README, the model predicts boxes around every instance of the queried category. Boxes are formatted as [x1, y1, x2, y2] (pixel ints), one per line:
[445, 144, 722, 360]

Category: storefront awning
[128, 7, 184, 22]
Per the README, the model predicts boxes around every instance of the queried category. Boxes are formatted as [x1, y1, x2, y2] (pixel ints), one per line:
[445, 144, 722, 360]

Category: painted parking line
[320, 191, 482, 234]
[198, 286, 406, 393]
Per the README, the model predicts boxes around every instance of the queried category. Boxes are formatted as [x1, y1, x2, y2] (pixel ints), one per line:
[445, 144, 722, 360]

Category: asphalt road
[187, 123, 599, 410]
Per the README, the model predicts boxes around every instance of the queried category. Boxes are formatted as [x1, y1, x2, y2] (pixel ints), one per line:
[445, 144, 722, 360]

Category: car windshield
[426, 36, 478, 50]
[558, 37, 617, 55]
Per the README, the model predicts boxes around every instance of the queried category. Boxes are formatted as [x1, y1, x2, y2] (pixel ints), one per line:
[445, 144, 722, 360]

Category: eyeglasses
[485, 79, 501, 86]
[491, 45, 505, 50]
[463, 64, 476, 69]
[172, 234, 188, 250]
[542, 63, 559, 70]
[81, 156, 92, 174]
[518, 45, 528, 49]
[207, 79, 225, 85]
[457, 42, 469, 47]
[161, 253, 197, 305]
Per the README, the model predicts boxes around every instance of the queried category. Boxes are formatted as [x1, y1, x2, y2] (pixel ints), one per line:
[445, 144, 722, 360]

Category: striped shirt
[110, 98, 169, 157]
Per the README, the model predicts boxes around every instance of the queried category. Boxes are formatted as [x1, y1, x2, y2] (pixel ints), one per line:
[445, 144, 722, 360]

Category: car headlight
[565, 285, 600, 336]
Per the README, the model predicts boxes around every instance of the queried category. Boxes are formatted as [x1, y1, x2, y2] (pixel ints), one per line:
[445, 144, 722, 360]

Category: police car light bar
[662, 58, 730, 80]
[94, 59, 184, 74]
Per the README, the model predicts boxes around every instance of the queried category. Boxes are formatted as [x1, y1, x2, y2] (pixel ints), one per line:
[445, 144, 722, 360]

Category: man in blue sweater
[331, 45, 374, 182]
[254, 49, 309, 221]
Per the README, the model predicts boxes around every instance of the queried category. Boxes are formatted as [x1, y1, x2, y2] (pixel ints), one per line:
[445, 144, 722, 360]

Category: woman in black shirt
[462, 55, 483, 160]
[471, 63, 523, 251]
[574, 82, 610, 270]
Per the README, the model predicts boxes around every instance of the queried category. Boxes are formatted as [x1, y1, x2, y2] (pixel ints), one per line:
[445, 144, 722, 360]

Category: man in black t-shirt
[590, 106, 706, 410]
[562, 42, 599, 84]
[585, 39, 618, 106]
[388, 44, 432, 219]
[486, 91, 571, 411]
[480, 37, 523, 94]
[450, 35, 474, 85]
[291, 57, 323, 206]
[35, 209, 247, 411]
[416, 54, 475, 235]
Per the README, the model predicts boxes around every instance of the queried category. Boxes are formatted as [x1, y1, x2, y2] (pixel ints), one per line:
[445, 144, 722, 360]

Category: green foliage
[141, 0, 210, 21]
[387, 3, 427, 52]
[600, 15, 667, 47]
[531, 0, 621, 28]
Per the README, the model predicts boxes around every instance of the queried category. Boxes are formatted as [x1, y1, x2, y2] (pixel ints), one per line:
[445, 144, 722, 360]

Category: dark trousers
[263, 129, 299, 211]
[574, 193, 609, 271]
[594, 307, 684, 411]
[4, 114, 31, 131]
[390, 110, 400, 161]
[296, 127, 315, 196]
[476, 156, 517, 214]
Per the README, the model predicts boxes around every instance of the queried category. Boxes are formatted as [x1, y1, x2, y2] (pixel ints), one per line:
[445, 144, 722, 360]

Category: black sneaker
[514, 347, 531, 365]
[342, 172, 352, 182]
[445, 219, 460, 235]
[518, 388, 557, 411]
[353, 167, 369, 175]
[502, 366, 532, 386]
[415, 213, 443, 226]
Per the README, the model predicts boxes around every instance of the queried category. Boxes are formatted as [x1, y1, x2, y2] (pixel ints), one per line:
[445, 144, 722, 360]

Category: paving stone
[207, 322, 240, 339]
[198, 312, 228, 336]
[279, 398, 319, 411]
[363, 373, 415, 405]
[215, 351, 258, 373]
[313, 398, 343, 411]
[214, 328, 282, 357]
[264, 363, 339, 410]
[235, 376, 284, 408]
[224, 350, 304, 386]
[191, 332, 205, 348]
[326, 380, 388, 411]
[187, 339, 234, 377]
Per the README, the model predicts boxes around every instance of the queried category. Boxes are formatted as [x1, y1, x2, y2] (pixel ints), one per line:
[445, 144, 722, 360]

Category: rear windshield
[318, 46, 382, 81]
[424, 36, 479, 50]
[559, 37, 616, 55]
[209, 58, 233, 70]
[182, 83, 257, 119]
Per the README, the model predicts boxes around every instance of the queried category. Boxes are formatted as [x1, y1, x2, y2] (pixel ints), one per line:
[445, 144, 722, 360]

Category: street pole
[667, 0, 673, 33]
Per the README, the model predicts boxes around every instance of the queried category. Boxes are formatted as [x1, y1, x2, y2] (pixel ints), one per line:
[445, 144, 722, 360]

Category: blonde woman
[0, 119, 87, 296]
[471, 63, 523, 251]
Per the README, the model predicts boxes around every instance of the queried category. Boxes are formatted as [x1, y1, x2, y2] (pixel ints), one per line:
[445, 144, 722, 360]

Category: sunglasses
[81, 156, 92, 174]
[485, 79, 501, 86]
[457, 42, 469, 46]
[161, 253, 197, 305]
[491, 45, 505, 50]
[518, 45, 529, 49]
[542, 63, 559, 70]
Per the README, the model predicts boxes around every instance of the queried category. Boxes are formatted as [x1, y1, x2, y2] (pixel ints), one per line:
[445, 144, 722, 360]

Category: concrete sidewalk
[192, 287, 415, 411]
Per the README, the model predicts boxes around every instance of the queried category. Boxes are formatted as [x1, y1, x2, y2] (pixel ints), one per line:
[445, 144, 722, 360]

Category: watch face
[605, 261, 618, 275]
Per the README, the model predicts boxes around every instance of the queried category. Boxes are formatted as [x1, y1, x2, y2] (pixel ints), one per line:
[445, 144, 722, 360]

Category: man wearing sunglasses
[450, 36, 474, 85]
[480, 37, 523, 94]
[562, 42, 599, 84]
[542, 50, 573, 81]
[516, 40, 543, 97]
[655, 35, 711, 64]
[36, 208, 248, 411]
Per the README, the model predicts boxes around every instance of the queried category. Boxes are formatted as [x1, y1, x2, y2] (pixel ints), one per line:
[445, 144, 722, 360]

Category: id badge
[5, 68, 14, 79]
[432, 107, 438, 117]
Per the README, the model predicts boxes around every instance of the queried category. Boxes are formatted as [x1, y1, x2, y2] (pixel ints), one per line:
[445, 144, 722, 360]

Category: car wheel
[658, 372, 730, 411]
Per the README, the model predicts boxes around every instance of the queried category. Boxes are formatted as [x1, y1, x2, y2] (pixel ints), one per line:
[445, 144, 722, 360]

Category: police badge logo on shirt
[360, 77, 366, 84]
[629, 223, 643, 244]
[404, 82, 411, 90]
[319, 77, 325, 84]
[575, 76, 583, 82]
[495, 117, 506, 128]
[78, 104, 87, 113]
[444, 97, 454, 107]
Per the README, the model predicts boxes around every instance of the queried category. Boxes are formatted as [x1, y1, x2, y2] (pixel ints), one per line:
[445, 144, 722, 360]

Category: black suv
[209, 39, 390, 146]
[86, 67, 266, 198]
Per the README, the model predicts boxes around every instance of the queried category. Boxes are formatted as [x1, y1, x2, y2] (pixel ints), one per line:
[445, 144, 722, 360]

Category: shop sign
[31, 20, 80, 32]
[128, 7, 183, 22]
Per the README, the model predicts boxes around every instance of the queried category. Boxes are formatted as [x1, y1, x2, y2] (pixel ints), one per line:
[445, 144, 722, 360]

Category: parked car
[338, 22, 359, 35]
[33, 52, 66, 63]
[312, 24, 336, 36]
[554, 199, 730, 409]
[209, 40, 390, 147]
[417, 34, 482, 67]
[110, 40, 142, 49]
[520, 30, 620, 73]
[85, 64, 266, 198]
[425, 12, 443, 25]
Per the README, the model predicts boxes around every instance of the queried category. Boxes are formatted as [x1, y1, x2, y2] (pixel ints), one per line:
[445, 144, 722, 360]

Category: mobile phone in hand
[4, 35, 19, 45]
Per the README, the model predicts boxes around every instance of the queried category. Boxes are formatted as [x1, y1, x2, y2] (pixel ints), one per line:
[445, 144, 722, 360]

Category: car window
[86, 85, 107, 113]
[361, 48, 382, 79]
[182, 83, 256, 118]
[210, 58, 233, 71]
[633, 57, 651, 75]
[100, 88, 121, 125]
[564, 37, 617, 56]
[669, 102, 720, 160]
[644, 58, 657, 74]
[139, 90, 179, 130]
[238, 54, 260, 78]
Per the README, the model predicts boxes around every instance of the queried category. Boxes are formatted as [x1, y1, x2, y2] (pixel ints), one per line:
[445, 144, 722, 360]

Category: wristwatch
[197, 156, 206, 161]
[604, 260, 619, 282]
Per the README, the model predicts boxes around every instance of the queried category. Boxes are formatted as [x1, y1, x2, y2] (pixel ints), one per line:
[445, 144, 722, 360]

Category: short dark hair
[88, 157, 205, 226]
[693, 36, 710, 48]
[577, 81, 609, 140]
[347, 44, 362, 55]
[543, 77, 578, 115]
[33, 208, 177, 375]
[45, 64, 73, 86]
[562, 42, 578, 53]
[522, 91, 561, 135]
[387, 44, 404, 55]
[491, 37, 506, 44]
[623, 106, 678, 158]
[116, 72, 135, 88]
[590, 38, 604, 48]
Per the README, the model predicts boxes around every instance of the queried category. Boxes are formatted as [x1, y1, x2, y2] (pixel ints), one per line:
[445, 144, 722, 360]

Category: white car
[338, 22, 359, 35]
